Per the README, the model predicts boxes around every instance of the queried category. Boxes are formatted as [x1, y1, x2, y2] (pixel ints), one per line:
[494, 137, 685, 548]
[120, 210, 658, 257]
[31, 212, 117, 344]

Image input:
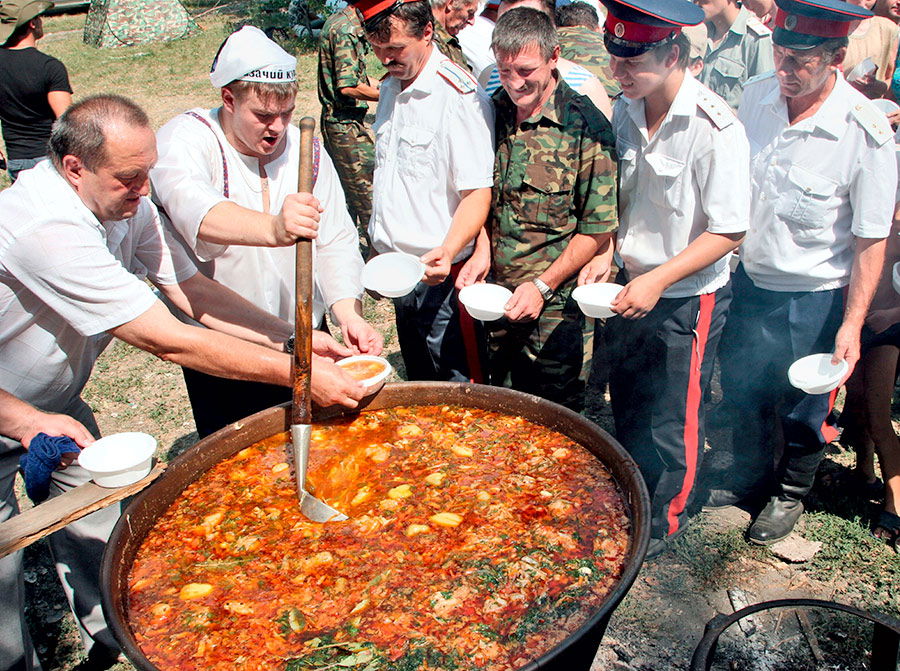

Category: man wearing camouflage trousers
[317, 4, 378, 236]
[458, 7, 617, 411]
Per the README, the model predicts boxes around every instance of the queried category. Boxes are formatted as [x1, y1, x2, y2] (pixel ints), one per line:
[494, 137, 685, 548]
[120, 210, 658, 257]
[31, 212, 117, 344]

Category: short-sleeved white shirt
[150, 108, 364, 326]
[369, 46, 495, 262]
[738, 72, 896, 292]
[0, 162, 197, 413]
[614, 73, 750, 298]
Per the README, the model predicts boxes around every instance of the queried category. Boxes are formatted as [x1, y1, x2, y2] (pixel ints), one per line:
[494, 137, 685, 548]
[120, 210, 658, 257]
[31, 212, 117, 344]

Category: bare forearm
[199, 201, 281, 246]
[330, 297, 364, 324]
[642, 231, 743, 289]
[339, 83, 380, 101]
[111, 305, 292, 386]
[540, 232, 612, 290]
[843, 237, 888, 331]
[158, 274, 292, 349]
[442, 188, 491, 259]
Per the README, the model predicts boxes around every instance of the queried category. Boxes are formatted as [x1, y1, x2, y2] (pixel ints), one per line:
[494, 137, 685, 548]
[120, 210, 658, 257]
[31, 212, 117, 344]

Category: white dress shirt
[614, 73, 750, 298]
[151, 108, 364, 326]
[457, 14, 495, 80]
[369, 45, 494, 263]
[738, 72, 896, 292]
[0, 162, 197, 414]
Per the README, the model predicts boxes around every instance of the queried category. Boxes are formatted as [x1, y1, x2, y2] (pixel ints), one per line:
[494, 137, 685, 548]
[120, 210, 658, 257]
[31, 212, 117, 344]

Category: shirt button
[760, 193, 767, 200]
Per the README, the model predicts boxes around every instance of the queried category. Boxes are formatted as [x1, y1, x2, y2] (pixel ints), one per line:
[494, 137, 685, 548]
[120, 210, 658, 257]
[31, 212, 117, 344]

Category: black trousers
[181, 367, 290, 438]
[717, 264, 843, 500]
[608, 283, 732, 540]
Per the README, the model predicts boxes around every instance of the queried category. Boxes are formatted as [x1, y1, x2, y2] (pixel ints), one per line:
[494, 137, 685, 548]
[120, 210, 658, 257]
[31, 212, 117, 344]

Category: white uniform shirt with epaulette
[697, 6, 774, 110]
[613, 72, 750, 298]
[369, 45, 494, 262]
[738, 71, 896, 293]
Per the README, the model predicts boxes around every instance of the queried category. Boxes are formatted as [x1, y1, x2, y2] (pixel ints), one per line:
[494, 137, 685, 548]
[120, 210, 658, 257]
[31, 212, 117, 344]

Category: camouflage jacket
[697, 7, 774, 110]
[434, 22, 471, 72]
[317, 6, 371, 121]
[557, 26, 618, 98]
[491, 78, 618, 292]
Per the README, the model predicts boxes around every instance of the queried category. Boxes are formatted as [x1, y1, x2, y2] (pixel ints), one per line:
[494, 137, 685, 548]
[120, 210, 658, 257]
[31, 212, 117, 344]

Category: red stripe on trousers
[821, 386, 840, 443]
[666, 292, 716, 536]
[449, 262, 484, 384]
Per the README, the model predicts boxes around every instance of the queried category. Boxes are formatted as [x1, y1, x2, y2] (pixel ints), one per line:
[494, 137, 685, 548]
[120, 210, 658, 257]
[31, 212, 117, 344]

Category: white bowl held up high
[787, 353, 849, 396]
[458, 283, 513, 321]
[78, 432, 157, 488]
[361, 253, 425, 298]
[572, 282, 623, 318]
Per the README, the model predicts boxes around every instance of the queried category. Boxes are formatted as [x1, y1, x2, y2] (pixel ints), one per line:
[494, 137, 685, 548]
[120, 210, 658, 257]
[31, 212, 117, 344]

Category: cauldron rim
[101, 382, 651, 671]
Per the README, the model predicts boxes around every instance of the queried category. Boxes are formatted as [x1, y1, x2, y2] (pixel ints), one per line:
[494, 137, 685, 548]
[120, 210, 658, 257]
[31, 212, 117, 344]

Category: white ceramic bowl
[893, 261, 900, 295]
[787, 354, 849, 395]
[572, 282, 623, 318]
[77, 432, 157, 488]
[871, 98, 900, 115]
[458, 283, 513, 321]
[336, 354, 393, 392]
[361, 253, 425, 298]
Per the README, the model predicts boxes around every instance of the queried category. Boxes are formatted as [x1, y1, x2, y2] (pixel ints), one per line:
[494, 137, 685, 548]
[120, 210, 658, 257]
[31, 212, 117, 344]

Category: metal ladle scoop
[290, 117, 346, 523]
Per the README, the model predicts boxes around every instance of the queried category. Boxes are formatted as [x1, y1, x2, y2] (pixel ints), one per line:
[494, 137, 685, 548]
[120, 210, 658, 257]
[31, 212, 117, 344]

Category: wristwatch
[531, 278, 554, 301]
[283, 334, 295, 354]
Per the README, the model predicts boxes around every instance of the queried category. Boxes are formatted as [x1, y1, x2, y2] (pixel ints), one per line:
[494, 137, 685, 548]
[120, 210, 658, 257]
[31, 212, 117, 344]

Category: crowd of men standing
[0, 0, 898, 667]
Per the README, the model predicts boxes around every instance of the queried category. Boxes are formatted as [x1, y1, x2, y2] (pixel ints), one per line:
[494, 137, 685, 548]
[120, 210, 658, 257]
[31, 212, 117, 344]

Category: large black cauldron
[100, 382, 650, 671]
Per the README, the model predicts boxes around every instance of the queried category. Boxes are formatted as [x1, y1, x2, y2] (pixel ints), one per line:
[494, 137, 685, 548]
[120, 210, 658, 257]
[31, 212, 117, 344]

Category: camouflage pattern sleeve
[332, 17, 368, 90]
[573, 95, 618, 236]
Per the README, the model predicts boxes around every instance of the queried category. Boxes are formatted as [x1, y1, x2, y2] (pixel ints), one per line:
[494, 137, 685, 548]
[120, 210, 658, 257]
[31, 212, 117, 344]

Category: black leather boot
[747, 495, 804, 545]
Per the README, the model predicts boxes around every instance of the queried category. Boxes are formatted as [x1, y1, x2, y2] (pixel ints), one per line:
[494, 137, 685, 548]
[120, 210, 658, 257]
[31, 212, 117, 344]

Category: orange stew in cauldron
[127, 405, 630, 671]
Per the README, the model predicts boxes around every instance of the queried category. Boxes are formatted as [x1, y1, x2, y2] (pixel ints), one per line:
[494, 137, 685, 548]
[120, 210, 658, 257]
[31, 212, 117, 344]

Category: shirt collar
[729, 7, 750, 37]
[763, 71, 849, 140]
[39, 161, 134, 243]
[621, 71, 697, 137]
[393, 44, 441, 96]
[521, 75, 566, 128]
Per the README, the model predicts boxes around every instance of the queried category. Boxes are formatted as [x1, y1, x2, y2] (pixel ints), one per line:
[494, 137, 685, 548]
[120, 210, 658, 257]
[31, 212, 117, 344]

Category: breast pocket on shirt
[645, 152, 686, 209]
[616, 141, 639, 193]
[517, 162, 575, 229]
[776, 165, 839, 238]
[397, 126, 436, 181]
[711, 57, 745, 85]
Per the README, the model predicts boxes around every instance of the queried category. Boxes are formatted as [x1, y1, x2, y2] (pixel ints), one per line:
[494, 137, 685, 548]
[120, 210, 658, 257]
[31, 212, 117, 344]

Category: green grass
[671, 521, 769, 587]
[802, 511, 900, 618]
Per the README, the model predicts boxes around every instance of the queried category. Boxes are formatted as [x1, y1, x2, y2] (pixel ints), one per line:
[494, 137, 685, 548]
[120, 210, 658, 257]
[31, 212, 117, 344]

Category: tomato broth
[128, 405, 630, 671]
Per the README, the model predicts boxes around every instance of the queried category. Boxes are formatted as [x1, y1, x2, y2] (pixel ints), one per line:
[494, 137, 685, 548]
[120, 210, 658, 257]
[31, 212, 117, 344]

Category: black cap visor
[603, 31, 676, 58]
[772, 26, 833, 50]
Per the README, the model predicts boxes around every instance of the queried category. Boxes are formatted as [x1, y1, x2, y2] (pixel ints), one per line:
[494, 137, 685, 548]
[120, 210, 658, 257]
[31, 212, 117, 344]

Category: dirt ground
[10, 5, 900, 671]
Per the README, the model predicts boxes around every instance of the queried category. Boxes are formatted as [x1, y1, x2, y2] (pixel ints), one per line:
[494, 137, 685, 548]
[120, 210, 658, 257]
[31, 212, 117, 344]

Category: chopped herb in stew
[128, 405, 630, 671]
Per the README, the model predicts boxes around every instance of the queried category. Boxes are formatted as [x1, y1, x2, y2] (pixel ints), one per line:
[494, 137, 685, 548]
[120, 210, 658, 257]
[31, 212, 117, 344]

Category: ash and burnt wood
[101, 383, 651, 671]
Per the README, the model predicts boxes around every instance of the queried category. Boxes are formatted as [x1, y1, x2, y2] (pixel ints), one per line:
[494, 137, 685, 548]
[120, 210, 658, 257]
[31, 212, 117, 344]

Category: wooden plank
[0, 462, 166, 559]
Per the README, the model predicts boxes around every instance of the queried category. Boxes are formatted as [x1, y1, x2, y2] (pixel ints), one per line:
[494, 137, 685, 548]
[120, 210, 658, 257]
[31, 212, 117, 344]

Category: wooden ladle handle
[292, 117, 316, 426]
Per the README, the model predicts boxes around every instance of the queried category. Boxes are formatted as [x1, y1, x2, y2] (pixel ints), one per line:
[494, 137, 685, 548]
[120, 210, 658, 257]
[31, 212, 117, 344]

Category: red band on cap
[355, 0, 408, 21]
[774, 8, 853, 38]
[603, 14, 678, 44]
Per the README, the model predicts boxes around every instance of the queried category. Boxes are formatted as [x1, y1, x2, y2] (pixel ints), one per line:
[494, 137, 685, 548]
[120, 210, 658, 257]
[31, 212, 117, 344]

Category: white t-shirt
[0, 161, 197, 414]
[614, 73, 750, 298]
[151, 108, 364, 326]
[738, 72, 896, 292]
[369, 46, 495, 262]
[457, 14, 495, 81]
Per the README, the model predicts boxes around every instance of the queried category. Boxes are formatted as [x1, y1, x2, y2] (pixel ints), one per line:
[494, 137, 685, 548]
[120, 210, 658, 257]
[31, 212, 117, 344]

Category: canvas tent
[83, 0, 198, 48]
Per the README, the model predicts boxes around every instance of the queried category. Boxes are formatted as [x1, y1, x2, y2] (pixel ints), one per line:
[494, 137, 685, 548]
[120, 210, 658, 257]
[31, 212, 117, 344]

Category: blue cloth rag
[19, 433, 81, 503]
